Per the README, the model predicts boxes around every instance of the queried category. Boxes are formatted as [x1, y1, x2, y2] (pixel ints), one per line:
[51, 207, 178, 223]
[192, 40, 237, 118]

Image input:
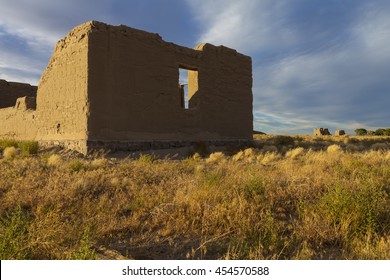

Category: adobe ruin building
[0, 21, 253, 154]
[314, 128, 331, 136]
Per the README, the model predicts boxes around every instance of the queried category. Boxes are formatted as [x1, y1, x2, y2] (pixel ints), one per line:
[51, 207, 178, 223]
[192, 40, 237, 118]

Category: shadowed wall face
[87, 22, 253, 142]
[0, 79, 37, 109]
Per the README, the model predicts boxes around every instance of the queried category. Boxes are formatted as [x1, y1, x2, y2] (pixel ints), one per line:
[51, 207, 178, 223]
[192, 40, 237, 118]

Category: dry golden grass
[1, 135, 390, 260]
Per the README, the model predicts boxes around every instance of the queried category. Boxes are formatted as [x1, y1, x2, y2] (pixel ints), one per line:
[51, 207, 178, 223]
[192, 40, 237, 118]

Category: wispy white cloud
[0, 0, 198, 84]
[0, 0, 112, 84]
[0, 0, 111, 46]
[188, 0, 390, 134]
[186, 0, 295, 53]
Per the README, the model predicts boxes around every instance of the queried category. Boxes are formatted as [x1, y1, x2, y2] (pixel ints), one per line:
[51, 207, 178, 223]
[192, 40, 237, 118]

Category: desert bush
[18, 141, 39, 155]
[0, 139, 18, 151]
[68, 159, 88, 172]
[71, 228, 97, 260]
[273, 135, 295, 146]
[0, 206, 32, 259]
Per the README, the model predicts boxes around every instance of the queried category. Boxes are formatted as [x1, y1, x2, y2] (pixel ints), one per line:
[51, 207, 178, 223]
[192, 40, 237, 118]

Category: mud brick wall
[35, 23, 89, 150]
[0, 107, 38, 140]
[0, 79, 37, 109]
[86, 22, 253, 142]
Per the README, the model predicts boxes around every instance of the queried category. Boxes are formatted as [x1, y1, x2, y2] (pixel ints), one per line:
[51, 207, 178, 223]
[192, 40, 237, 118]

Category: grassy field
[1, 135, 390, 259]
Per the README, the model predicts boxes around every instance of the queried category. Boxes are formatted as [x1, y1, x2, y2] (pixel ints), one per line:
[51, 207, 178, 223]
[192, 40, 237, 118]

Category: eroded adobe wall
[35, 23, 90, 152]
[86, 22, 252, 143]
[0, 79, 37, 109]
[193, 43, 253, 139]
[0, 107, 38, 140]
[0, 80, 38, 140]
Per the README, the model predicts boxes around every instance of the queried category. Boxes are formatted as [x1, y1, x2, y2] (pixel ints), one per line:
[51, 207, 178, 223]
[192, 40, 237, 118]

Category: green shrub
[68, 159, 88, 172]
[71, 228, 96, 260]
[18, 141, 39, 155]
[273, 135, 295, 146]
[0, 206, 32, 259]
[0, 139, 18, 151]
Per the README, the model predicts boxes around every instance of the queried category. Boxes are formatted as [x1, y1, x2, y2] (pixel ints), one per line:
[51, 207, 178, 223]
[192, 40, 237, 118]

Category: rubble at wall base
[86, 139, 254, 153]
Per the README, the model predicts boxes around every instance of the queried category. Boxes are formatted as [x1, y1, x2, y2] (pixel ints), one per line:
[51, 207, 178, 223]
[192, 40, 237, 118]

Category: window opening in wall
[179, 65, 198, 109]
[179, 68, 189, 109]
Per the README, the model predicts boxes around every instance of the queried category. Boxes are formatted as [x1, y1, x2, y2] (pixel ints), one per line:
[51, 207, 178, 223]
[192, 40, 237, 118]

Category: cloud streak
[188, 0, 390, 134]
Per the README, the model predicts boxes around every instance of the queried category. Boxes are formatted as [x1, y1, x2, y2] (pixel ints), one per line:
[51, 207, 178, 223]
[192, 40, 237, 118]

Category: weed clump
[68, 159, 88, 172]
[18, 141, 39, 155]
[0, 206, 32, 259]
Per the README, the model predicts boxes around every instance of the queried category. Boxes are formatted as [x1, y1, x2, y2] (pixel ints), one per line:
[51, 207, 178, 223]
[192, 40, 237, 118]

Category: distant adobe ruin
[314, 128, 347, 136]
[314, 128, 331, 136]
[0, 21, 253, 154]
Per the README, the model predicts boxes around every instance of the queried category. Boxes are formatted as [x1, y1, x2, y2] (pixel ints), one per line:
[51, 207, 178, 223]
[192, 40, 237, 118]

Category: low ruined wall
[0, 79, 37, 109]
[0, 107, 38, 140]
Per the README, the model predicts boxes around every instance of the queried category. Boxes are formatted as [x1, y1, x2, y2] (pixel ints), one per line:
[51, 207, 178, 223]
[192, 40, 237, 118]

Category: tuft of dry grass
[285, 147, 305, 159]
[206, 152, 226, 163]
[47, 154, 62, 166]
[91, 158, 108, 169]
[2, 147, 19, 159]
[327, 144, 342, 153]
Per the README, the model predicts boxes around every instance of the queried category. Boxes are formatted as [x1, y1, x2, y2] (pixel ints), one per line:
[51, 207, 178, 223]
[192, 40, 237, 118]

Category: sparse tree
[375, 128, 386, 136]
[355, 128, 367, 136]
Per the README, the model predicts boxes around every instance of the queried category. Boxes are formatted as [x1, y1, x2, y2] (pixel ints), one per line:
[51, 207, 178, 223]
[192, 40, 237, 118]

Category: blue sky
[1, 0, 390, 135]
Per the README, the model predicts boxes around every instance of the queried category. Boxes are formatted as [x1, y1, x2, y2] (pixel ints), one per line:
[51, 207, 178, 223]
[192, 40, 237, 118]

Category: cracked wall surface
[1, 21, 253, 153]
